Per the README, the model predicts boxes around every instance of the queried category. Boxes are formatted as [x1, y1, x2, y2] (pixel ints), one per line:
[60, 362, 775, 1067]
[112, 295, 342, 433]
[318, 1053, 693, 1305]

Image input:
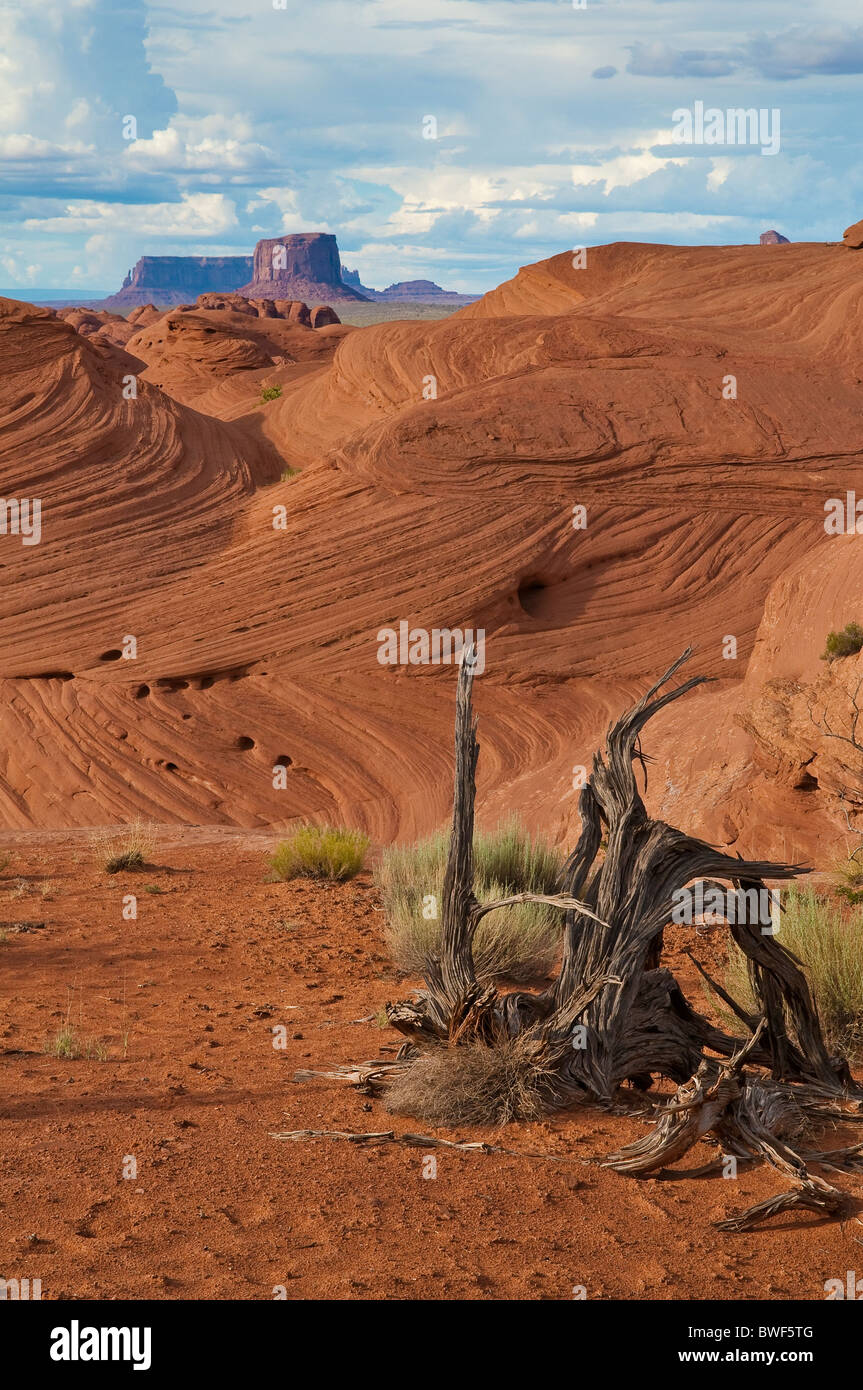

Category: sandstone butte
[1, 235, 863, 867]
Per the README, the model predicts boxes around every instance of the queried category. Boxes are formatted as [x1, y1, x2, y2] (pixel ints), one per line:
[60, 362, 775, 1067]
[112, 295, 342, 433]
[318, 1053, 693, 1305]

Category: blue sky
[0, 0, 862, 292]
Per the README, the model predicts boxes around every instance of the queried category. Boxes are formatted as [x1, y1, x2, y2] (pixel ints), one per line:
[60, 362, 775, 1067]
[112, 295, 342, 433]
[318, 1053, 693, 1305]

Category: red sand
[1, 834, 859, 1301]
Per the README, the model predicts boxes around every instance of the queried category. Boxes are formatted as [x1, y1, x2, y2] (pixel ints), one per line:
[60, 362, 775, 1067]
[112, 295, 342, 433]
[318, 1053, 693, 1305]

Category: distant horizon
[1, 1, 861, 296]
[0, 226, 804, 307]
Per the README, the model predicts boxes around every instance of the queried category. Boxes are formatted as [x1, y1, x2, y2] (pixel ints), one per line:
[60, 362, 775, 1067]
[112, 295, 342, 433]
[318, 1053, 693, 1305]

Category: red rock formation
[195, 293, 257, 316]
[310, 305, 341, 328]
[760, 230, 790, 245]
[274, 300, 312, 326]
[101, 255, 254, 309]
[238, 234, 368, 302]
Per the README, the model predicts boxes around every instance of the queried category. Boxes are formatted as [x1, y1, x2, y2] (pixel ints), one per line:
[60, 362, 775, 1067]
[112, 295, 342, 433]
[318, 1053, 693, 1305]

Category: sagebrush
[375, 816, 564, 982]
[720, 886, 863, 1061]
[269, 825, 369, 881]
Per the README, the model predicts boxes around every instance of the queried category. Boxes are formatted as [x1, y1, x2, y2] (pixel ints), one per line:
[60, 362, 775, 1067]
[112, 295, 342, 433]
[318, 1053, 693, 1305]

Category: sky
[0, 0, 862, 293]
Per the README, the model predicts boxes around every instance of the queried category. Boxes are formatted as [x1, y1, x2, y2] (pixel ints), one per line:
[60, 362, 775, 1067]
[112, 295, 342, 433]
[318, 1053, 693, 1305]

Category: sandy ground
[1, 831, 860, 1302]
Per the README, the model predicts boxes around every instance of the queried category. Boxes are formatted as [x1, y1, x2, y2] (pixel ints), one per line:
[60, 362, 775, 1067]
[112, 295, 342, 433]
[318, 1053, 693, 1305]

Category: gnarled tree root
[295, 650, 863, 1232]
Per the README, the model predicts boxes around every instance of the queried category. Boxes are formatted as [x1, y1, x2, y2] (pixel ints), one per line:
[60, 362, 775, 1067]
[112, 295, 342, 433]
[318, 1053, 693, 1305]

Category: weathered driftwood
[270, 1128, 586, 1161]
[296, 648, 863, 1229]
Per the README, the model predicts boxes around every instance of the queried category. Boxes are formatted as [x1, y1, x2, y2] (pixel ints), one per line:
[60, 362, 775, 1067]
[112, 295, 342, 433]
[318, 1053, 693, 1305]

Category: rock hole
[517, 577, 548, 618]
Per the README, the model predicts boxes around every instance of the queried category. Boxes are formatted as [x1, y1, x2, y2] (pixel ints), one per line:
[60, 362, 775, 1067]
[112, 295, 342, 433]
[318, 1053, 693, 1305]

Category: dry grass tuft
[375, 816, 563, 983]
[385, 1035, 561, 1125]
[94, 820, 156, 874]
[46, 1025, 107, 1061]
[720, 886, 863, 1062]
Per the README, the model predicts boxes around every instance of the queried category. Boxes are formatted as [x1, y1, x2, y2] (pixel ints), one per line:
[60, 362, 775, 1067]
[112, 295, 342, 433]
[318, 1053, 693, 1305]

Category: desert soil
[1, 830, 860, 1302]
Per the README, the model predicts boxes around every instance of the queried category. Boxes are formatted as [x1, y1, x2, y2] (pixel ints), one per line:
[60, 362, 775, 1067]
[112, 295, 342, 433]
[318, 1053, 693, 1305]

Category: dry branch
[270, 1128, 586, 1162]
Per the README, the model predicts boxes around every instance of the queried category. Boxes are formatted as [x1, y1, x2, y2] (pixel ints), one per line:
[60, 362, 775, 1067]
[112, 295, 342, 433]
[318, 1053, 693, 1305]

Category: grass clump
[720, 886, 863, 1062]
[47, 1026, 107, 1061]
[832, 853, 863, 906]
[385, 1036, 560, 1125]
[375, 816, 564, 984]
[281, 466, 300, 480]
[94, 820, 156, 874]
[268, 825, 369, 882]
[821, 622, 863, 662]
[260, 384, 282, 403]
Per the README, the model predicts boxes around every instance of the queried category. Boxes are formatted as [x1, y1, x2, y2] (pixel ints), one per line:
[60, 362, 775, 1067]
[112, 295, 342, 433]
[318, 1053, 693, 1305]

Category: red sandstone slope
[0, 241, 862, 856]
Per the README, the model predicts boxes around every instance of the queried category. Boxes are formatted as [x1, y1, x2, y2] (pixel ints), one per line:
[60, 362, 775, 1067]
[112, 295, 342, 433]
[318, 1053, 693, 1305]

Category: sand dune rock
[843, 218, 863, 249]
[125, 304, 350, 405]
[0, 296, 275, 686]
[3, 236, 863, 859]
[126, 303, 162, 327]
[57, 306, 138, 348]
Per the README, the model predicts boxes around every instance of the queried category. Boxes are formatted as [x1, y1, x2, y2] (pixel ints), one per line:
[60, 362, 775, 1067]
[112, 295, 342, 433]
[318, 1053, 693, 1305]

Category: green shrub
[821, 622, 863, 662]
[718, 886, 863, 1062]
[375, 816, 564, 984]
[260, 384, 282, 403]
[268, 825, 369, 882]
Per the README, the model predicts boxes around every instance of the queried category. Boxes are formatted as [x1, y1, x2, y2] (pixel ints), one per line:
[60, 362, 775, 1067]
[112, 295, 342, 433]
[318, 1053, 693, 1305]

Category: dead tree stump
[380, 648, 863, 1229]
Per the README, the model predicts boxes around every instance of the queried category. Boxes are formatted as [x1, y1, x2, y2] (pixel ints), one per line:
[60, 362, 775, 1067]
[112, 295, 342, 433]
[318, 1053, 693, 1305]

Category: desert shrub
[94, 820, 156, 874]
[0, 852, 9, 875]
[720, 887, 863, 1061]
[260, 384, 282, 403]
[268, 825, 369, 881]
[832, 853, 863, 906]
[821, 622, 863, 662]
[385, 1035, 561, 1125]
[375, 816, 564, 983]
[281, 466, 300, 480]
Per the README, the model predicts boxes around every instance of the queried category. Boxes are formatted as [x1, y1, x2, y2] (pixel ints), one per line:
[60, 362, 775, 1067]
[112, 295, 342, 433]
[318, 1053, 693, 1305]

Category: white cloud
[24, 192, 239, 238]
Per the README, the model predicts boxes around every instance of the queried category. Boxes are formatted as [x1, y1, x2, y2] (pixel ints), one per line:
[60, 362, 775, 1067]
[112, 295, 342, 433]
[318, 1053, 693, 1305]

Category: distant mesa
[67, 233, 478, 314]
[843, 218, 863, 250]
[760, 230, 790, 245]
[238, 233, 368, 302]
[101, 255, 253, 310]
[340, 266, 376, 296]
[340, 267, 480, 304]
